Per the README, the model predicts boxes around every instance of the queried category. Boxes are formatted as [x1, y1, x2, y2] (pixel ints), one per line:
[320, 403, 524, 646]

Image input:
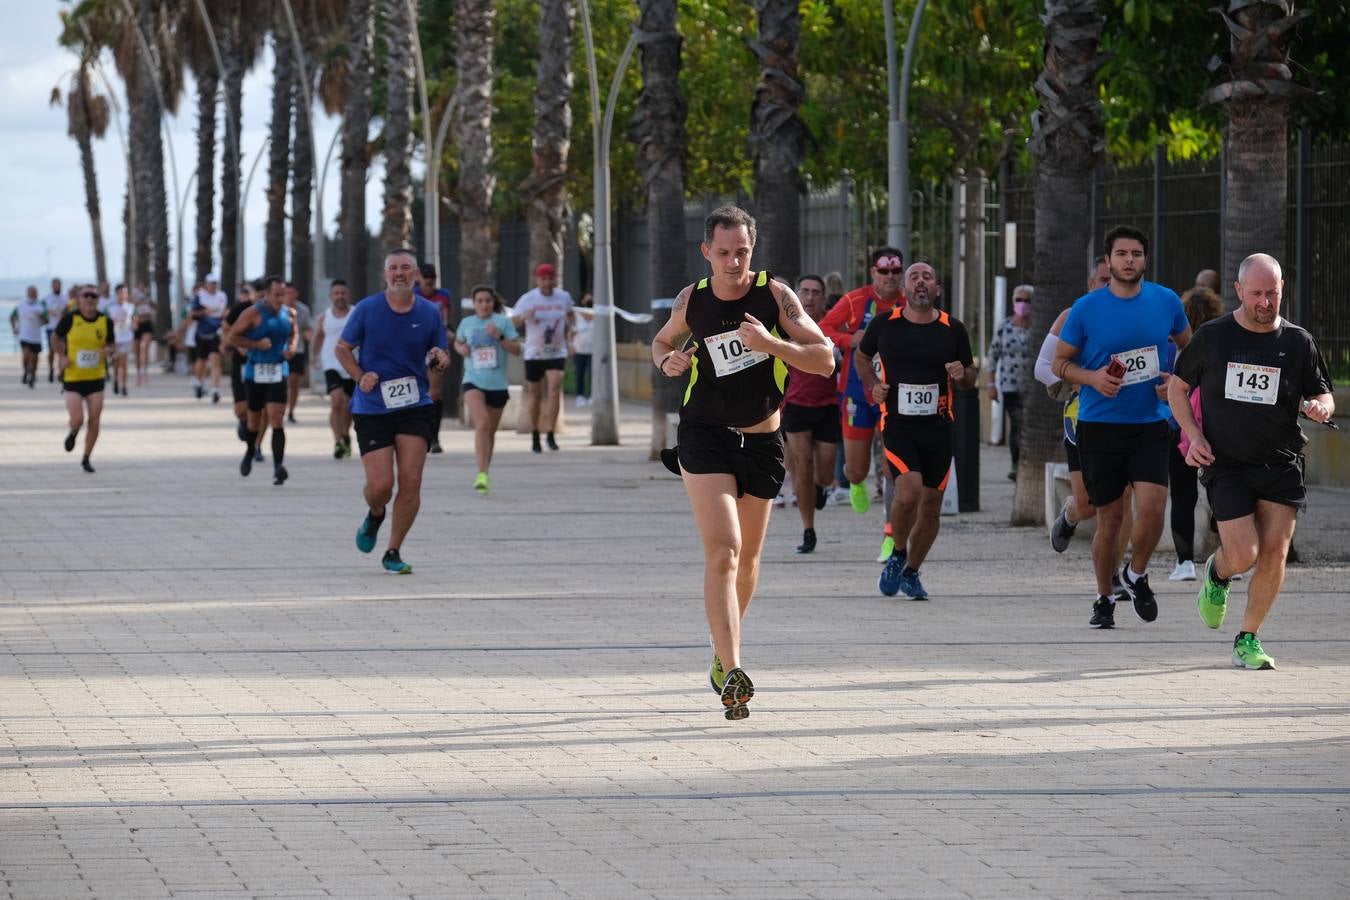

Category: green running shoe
[709, 652, 726, 694]
[849, 481, 870, 515]
[474, 471, 489, 494]
[876, 534, 895, 563]
[720, 667, 754, 720]
[1196, 554, 1229, 629]
[382, 548, 412, 574]
[1232, 632, 1274, 670]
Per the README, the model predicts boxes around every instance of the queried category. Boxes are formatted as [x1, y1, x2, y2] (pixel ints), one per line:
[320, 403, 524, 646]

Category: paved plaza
[2, 356, 1348, 899]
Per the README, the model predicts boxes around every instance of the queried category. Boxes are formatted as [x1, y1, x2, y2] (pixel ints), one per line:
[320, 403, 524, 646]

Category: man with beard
[1052, 225, 1191, 629]
[1169, 253, 1334, 669]
[855, 261, 976, 600]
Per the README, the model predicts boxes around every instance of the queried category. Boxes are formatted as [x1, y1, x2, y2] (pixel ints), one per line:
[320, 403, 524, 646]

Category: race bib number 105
[1225, 362, 1280, 405]
[704, 329, 769, 378]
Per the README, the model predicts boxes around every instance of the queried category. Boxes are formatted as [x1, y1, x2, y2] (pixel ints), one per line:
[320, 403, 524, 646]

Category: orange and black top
[679, 271, 789, 429]
[858, 306, 973, 428]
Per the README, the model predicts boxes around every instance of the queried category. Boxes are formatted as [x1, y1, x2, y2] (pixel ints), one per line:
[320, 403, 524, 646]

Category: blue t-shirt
[1061, 281, 1188, 424]
[456, 313, 518, 392]
[243, 302, 293, 381]
[341, 293, 449, 415]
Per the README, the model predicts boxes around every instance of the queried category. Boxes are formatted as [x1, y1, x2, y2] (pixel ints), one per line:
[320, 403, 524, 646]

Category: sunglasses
[81, 293, 98, 299]
[874, 268, 902, 276]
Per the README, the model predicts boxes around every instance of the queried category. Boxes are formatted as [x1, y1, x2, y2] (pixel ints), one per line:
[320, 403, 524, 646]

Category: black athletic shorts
[524, 358, 566, 382]
[782, 402, 841, 443]
[354, 404, 436, 456]
[1075, 419, 1170, 507]
[20, 340, 41, 354]
[673, 419, 785, 501]
[246, 379, 288, 411]
[1064, 436, 1081, 473]
[463, 383, 509, 409]
[135, 320, 154, 339]
[63, 379, 105, 397]
[290, 353, 307, 374]
[195, 335, 221, 357]
[324, 368, 356, 397]
[1201, 458, 1306, 521]
[882, 422, 953, 490]
[230, 357, 246, 403]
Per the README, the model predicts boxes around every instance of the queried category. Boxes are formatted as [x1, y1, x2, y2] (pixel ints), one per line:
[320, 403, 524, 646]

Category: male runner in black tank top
[651, 205, 834, 720]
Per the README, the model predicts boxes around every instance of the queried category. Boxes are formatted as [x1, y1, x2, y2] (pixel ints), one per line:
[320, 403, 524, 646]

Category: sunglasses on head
[874, 268, 902, 275]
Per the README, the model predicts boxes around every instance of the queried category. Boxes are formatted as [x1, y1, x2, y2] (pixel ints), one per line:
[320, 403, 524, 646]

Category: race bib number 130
[704, 329, 769, 378]
[1225, 362, 1280, 405]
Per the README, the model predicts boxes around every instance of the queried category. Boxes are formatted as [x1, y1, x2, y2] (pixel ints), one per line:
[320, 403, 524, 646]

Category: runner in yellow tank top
[53, 286, 113, 472]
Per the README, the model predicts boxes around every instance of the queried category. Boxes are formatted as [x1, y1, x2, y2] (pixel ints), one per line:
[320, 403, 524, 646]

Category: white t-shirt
[572, 307, 594, 355]
[317, 307, 351, 373]
[15, 298, 46, 343]
[513, 288, 573, 361]
[42, 294, 65, 332]
[109, 300, 135, 342]
[196, 289, 229, 319]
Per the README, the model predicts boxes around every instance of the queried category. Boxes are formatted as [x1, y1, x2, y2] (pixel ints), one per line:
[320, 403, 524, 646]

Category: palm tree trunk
[265, 29, 294, 278]
[219, 15, 245, 292]
[748, 0, 807, 285]
[291, 33, 316, 300]
[631, 0, 687, 458]
[132, 0, 172, 334]
[341, 0, 375, 297]
[74, 70, 109, 287]
[379, 0, 416, 253]
[525, 0, 574, 275]
[194, 67, 218, 284]
[455, 0, 497, 290]
[1015, 0, 1105, 525]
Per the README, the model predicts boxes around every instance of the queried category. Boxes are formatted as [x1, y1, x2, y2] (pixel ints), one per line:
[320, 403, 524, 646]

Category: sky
[0, 3, 390, 292]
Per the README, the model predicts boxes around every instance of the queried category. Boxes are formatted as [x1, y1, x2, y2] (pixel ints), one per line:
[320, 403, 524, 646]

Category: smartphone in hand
[1106, 357, 1126, 379]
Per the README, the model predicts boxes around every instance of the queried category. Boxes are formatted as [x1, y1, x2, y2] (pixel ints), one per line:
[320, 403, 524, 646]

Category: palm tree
[524, 0, 574, 275]
[1204, 0, 1310, 305]
[217, 2, 266, 289]
[1013, 0, 1105, 524]
[51, 46, 112, 286]
[748, 0, 808, 285]
[338, 0, 376, 297]
[178, 7, 218, 285]
[455, 0, 496, 290]
[379, 0, 416, 251]
[630, 0, 687, 458]
[265, 26, 295, 278]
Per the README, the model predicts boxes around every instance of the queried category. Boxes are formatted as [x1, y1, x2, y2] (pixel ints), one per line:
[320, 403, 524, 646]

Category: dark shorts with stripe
[1201, 458, 1306, 522]
[674, 419, 785, 501]
[882, 422, 953, 490]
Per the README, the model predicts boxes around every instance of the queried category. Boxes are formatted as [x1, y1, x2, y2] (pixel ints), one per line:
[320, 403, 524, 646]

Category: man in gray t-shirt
[284, 283, 314, 423]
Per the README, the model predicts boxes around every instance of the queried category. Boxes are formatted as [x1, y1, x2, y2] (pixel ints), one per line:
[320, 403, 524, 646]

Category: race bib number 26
[703, 329, 769, 378]
[1111, 345, 1160, 386]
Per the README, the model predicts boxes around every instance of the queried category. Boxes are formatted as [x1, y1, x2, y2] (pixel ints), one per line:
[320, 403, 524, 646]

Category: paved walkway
[1, 357, 1348, 899]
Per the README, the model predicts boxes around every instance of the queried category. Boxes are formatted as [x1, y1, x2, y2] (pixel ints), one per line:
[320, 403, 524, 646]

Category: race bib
[472, 345, 499, 370]
[1111, 345, 1160, 386]
[1225, 362, 1280, 405]
[704, 329, 769, 378]
[75, 349, 101, 369]
[894, 382, 939, 416]
[253, 362, 283, 384]
[380, 375, 420, 409]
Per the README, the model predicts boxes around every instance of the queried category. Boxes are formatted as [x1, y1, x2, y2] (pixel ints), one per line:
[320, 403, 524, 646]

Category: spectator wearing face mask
[988, 284, 1034, 480]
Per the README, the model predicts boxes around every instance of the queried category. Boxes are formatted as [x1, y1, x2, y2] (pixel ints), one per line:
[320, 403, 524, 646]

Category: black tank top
[680, 271, 788, 428]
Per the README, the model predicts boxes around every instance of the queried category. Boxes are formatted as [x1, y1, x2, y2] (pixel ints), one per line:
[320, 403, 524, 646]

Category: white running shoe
[1168, 560, 1197, 582]
[829, 486, 850, 507]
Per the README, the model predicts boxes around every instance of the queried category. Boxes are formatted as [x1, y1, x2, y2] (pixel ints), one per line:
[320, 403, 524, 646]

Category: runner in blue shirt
[335, 249, 450, 574]
[1052, 225, 1191, 629]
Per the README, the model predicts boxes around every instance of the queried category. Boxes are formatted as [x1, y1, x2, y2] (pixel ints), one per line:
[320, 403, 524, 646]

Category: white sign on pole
[1004, 222, 1017, 269]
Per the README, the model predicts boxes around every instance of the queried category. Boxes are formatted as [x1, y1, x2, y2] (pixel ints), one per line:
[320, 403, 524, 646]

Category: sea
[1, 277, 92, 354]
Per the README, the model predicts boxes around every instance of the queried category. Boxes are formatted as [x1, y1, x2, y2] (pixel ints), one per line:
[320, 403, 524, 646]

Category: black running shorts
[230, 357, 246, 403]
[63, 379, 105, 398]
[324, 368, 356, 397]
[353, 404, 436, 456]
[1064, 436, 1081, 473]
[1201, 459, 1306, 521]
[195, 335, 221, 357]
[463, 383, 509, 409]
[524, 358, 566, 382]
[1075, 419, 1171, 508]
[882, 422, 953, 490]
[782, 402, 841, 443]
[246, 379, 288, 411]
[675, 419, 785, 501]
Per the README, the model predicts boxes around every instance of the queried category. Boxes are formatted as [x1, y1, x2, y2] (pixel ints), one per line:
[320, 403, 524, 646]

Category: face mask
[1013, 300, 1030, 318]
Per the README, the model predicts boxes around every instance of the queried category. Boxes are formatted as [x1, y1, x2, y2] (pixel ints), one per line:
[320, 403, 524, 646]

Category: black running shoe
[64, 430, 78, 453]
[815, 485, 828, 511]
[796, 528, 817, 554]
[81, 458, 95, 474]
[430, 440, 443, 454]
[273, 465, 288, 486]
[1122, 570, 1158, 622]
[546, 432, 559, 451]
[1089, 596, 1115, 629]
[720, 667, 755, 720]
[240, 449, 253, 477]
[532, 434, 543, 454]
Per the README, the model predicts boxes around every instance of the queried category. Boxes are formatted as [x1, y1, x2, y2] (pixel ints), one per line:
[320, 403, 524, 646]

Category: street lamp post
[240, 138, 271, 282]
[577, 0, 639, 445]
[884, 0, 926, 262]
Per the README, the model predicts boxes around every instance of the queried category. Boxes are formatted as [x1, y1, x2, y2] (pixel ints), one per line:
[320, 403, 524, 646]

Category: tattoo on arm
[671, 286, 691, 316]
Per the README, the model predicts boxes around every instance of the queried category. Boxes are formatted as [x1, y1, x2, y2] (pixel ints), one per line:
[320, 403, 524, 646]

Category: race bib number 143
[1225, 362, 1280, 405]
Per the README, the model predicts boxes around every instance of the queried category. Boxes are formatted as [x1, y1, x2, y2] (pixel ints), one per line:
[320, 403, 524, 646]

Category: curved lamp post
[240, 137, 271, 282]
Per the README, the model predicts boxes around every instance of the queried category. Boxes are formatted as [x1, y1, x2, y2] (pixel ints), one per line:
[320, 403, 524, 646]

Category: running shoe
[474, 471, 490, 494]
[334, 441, 344, 459]
[1232, 633, 1274, 670]
[341, 435, 352, 457]
[1089, 596, 1115, 629]
[194, 383, 204, 399]
[382, 548, 412, 575]
[236, 420, 248, 442]
[849, 481, 870, 514]
[896, 567, 928, 600]
[81, 458, 95, 474]
[64, 429, 78, 453]
[355, 512, 384, 554]
[430, 440, 443, 454]
[272, 465, 288, 486]
[1196, 554, 1229, 629]
[1168, 560, 1197, 582]
[709, 652, 726, 693]
[720, 667, 754, 720]
[814, 485, 827, 511]
[1050, 504, 1076, 553]
[876, 534, 896, 563]
[287, 412, 297, 424]
[254, 446, 265, 463]
[211, 390, 220, 404]
[532, 433, 543, 454]
[1007, 467, 1016, 481]
[829, 486, 850, 506]
[796, 528, 816, 554]
[240, 448, 253, 477]
[879, 551, 905, 597]
[546, 432, 559, 451]
[1121, 569, 1158, 622]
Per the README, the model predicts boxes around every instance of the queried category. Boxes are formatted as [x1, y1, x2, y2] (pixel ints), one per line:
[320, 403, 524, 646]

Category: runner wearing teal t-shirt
[454, 285, 522, 493]
[1052, 225, 1192, 629]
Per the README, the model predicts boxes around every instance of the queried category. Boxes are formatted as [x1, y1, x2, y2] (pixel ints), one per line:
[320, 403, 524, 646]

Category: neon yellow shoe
[709, 652, 726, 694]
[473, 471, 489, 494]
[1232, 632, 1274, 670]
[876, 534, 895, 563]
[849, 481, 870, 514]
[1196, 554, 1229, 629]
